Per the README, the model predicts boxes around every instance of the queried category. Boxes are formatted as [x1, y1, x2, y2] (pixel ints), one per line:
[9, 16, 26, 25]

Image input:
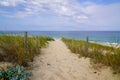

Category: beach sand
[31, 40, 119, 80]
[0, 62, 12, 70]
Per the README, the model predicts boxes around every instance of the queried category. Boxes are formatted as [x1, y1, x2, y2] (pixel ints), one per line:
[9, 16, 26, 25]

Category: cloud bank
[0, 0, 88, 21]
[0, 0, 120, 30]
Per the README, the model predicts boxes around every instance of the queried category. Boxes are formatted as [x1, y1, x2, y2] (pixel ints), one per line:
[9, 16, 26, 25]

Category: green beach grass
[0, 35, 54, 66]
[62, 37, 120, 73]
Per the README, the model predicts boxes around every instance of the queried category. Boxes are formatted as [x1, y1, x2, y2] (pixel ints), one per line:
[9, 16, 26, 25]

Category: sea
[0, 31, 120, 44]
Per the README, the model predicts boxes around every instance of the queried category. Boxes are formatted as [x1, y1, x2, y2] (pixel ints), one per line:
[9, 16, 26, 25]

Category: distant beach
[0, 31, 120, 44]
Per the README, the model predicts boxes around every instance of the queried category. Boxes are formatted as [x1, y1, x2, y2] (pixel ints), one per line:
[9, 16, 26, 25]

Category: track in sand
[31, 40, 119, 80]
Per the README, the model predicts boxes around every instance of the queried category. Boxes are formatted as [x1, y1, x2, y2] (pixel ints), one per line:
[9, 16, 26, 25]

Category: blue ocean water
[0, 31, 120, 43]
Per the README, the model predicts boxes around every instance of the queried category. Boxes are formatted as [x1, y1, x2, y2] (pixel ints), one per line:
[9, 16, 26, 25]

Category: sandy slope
[31, 40, 119, 80]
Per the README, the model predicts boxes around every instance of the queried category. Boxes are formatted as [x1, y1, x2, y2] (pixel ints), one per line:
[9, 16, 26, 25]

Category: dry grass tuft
[0, 35, 54, 66]
[62, 37, 120, 73]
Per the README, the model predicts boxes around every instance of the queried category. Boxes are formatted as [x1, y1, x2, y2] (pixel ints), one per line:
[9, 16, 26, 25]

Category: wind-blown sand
[31, 40, 119, 80]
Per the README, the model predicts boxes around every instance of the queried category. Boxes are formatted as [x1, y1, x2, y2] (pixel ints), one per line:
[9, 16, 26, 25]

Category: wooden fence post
[86, 36, 89, 53]
[36, 36, 39, 53]
[24, 32, 28, 48]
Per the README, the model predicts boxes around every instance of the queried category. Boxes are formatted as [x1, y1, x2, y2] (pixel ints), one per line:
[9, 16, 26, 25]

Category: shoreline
[89, 41, 120, 48]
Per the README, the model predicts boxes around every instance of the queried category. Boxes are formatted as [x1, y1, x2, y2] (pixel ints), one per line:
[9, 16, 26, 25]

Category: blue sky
[0, 0, 120, 31]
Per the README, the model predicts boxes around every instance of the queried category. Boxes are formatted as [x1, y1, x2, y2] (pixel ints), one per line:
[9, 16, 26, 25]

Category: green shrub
[0, 65, 31, 80]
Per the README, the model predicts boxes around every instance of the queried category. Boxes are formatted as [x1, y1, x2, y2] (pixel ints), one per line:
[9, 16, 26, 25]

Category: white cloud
[0, 1, 9, 6]
[84, 3, 120, 27]
[0, 0, 25, 6]
[0, 0, 88, 21]
[0, 0, 120, 30]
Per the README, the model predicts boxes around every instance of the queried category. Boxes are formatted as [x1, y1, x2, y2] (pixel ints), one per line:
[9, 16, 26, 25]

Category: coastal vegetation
[0, 65, 31, 80]
[62, 37, 120, 73]
[0, 35, 54, 66]
[0, 35, 54, 79]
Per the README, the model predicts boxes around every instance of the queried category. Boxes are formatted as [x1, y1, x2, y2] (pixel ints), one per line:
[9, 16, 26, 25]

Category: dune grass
[0, 35, 54, 66]
[62, 37, 120, 73]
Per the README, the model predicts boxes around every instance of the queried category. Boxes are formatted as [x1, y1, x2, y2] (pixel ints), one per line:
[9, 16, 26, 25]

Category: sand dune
[31, 40, 119, 80]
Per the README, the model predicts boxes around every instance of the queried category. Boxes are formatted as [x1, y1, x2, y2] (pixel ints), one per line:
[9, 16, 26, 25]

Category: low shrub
[0, 65, 31, 80]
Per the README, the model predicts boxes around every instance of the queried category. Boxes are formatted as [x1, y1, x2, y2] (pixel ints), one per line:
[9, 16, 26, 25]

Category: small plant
[0, 65, 31, 80]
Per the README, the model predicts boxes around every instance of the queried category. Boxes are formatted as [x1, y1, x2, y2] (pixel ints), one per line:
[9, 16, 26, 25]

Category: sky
[0, 0, 120, 31]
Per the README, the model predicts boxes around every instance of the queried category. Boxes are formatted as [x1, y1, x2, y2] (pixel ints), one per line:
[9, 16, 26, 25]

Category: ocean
[0, 31, 120, 44]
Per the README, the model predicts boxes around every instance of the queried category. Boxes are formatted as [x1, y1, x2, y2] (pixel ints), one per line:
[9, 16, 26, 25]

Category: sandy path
[31, 40, 119, 80]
